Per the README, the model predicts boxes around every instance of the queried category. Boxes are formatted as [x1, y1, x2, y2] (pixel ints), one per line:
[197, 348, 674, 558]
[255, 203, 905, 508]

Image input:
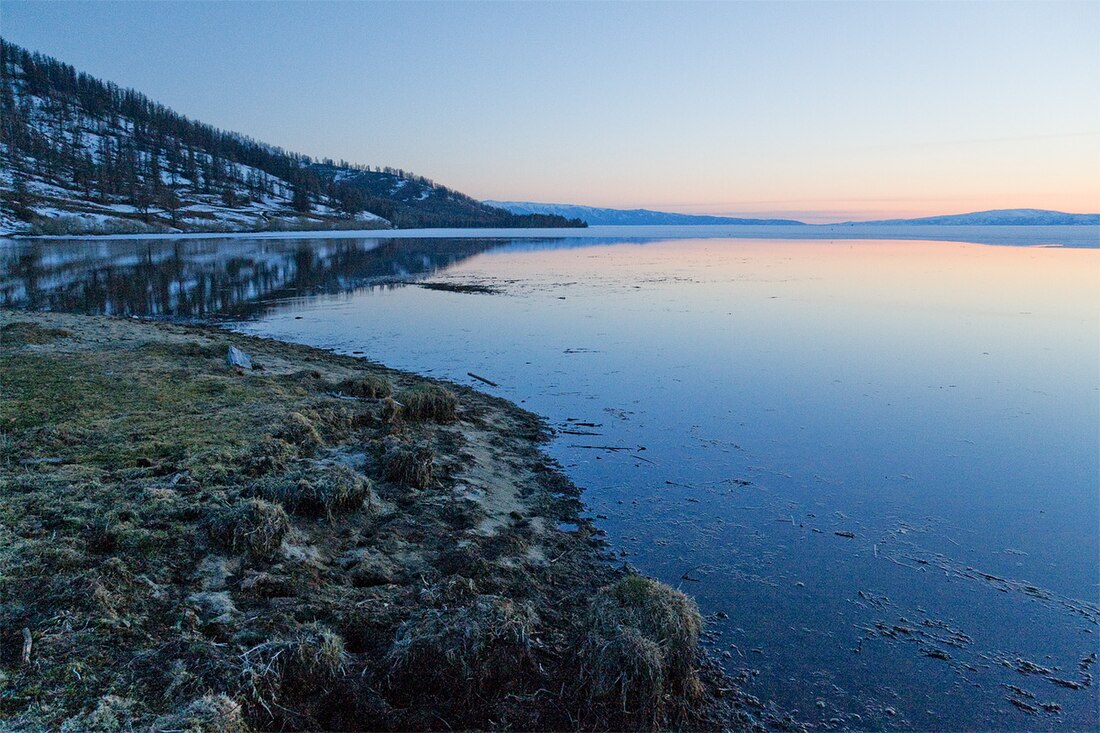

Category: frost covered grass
[385, 592, 538, 700]
[399, 383, 459, 423]
[577, 576, 705, 729]
[382, 440, 435, 489]
[0, 310, 749, 732]
[252, 462, 377, 515]
[339, 374, 393, 398]
[209, 499, 291, 557]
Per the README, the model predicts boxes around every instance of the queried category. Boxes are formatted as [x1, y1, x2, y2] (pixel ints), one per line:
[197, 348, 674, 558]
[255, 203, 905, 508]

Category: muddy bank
[0, 311, 795, 731]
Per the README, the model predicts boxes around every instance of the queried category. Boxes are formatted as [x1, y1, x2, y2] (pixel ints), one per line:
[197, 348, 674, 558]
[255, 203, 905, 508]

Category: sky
[1, 0, 1098, 222]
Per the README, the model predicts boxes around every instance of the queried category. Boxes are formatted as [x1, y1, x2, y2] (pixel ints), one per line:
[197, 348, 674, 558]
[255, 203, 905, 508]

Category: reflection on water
[2, 231, 1098, 731]
[0, 237, 510, 317]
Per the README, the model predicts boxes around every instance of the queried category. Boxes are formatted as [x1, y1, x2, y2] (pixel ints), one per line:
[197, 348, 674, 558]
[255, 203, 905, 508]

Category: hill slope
[486, 200, 806, 226]
[843, 209, 1100, 226]
[0, 39, 584, 235]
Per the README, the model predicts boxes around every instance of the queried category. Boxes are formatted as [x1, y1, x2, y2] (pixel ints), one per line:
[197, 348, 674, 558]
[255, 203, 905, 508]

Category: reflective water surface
[2, 230, 1097, 730]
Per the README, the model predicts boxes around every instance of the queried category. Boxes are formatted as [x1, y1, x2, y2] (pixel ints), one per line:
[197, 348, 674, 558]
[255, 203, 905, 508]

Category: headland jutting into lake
[0, 308, 804, 731]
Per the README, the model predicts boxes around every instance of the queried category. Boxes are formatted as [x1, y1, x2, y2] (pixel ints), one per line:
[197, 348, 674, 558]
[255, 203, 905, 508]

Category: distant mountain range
[485, 201, 805, 226]
[839, 209, 1099, 226]
[489, 202, 1099, 227]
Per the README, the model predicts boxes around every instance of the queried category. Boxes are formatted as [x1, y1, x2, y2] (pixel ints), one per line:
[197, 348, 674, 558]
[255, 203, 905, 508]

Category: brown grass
[385, 593, 537, 700]
[242, 623, 349, 722]
[399, 384, 458, 423]
[276, 412, 323, 455]
[243, 436, 298, 476]
[382, 440, 434, 489]
[152, 695, 248, 733]
[577, 575, 704, 729]
[252, 462, 376, 515]
[339, 374, 392, 399]
[209, 499, 291, 557]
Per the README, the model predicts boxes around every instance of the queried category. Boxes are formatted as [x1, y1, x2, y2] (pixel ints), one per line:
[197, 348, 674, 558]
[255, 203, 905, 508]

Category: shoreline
[0, 310, 793, 731]
[3, 223, 1096, 248]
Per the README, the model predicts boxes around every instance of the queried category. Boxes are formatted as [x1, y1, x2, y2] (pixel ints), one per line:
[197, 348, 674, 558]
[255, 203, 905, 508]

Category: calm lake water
[2, 227, 1097, 730]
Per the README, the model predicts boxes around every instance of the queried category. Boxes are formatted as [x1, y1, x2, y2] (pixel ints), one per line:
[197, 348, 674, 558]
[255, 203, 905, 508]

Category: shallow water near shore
[2, 228, 1098, 730]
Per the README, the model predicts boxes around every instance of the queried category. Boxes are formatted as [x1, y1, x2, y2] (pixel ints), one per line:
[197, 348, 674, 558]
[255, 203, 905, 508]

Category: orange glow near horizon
[472, 129, 1100, 223]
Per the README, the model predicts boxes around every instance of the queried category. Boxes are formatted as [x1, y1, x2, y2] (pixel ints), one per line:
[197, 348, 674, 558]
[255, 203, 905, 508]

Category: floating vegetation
[413, 281, 500, 294]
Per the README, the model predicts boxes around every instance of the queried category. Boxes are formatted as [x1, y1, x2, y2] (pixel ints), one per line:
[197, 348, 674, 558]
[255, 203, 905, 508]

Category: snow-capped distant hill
[844, 209, 1100, 226]
[0, 39, 582, 236]
[485, 201, 806, 226]
[490, 203, 1100, 228]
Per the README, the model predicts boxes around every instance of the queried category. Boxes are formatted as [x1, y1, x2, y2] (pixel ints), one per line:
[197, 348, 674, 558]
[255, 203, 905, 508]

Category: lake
[2, 226, 1097, 730]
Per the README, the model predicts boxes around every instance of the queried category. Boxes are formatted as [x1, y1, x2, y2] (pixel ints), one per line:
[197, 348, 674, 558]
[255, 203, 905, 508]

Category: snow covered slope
[0, 39, 581, 236]
[844, 209, 1100, 226]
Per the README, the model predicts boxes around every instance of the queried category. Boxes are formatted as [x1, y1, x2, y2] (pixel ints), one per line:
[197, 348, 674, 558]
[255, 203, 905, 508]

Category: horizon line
[484, 201, 1100, 225]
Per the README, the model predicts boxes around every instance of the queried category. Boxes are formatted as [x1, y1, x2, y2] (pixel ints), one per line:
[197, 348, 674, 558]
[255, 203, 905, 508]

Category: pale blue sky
[2, 0, 1097, 221]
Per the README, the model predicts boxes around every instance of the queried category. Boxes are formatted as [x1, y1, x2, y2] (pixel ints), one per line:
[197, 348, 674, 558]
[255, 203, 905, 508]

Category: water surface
[2, 229, 1097, 730]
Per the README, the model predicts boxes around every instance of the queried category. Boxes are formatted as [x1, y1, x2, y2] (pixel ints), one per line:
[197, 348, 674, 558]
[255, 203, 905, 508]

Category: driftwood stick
[21, 627, 32, 664]
[681, 566, 704, 582]
[467, 372, 499, 387]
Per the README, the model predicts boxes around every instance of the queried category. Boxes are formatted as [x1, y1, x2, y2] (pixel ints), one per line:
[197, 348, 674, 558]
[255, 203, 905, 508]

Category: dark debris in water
[412, 281, 501, 294]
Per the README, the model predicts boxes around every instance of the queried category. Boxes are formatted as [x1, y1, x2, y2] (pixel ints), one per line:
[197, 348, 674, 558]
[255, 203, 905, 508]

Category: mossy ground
[0, 311, 769, 732]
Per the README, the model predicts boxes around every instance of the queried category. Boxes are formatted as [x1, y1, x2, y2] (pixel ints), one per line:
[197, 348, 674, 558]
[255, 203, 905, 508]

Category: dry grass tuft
[309, 402, 356, 439]
[385, 594, 537, 699]
[277, 412, 323, 455]
[253, 463, 375, 515]
[243, 436, 298, 476]
[153, 695, 248, 733]
[59, 695, 136, 733]
[400, 384, 458, 423]
[84, 515, 122, 554]
[577, 575, 704, 729]
[382, 440, 434, 489]
[380, 396, 401, 429]
[243, 623, 349, 715]
[210, 498, 291, 557]
[284, 623, 349, 683]
[339, 374, 392, 399]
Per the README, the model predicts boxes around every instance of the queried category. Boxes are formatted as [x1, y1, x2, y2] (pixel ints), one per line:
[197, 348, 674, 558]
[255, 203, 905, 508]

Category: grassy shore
[0, 310, 788, 732]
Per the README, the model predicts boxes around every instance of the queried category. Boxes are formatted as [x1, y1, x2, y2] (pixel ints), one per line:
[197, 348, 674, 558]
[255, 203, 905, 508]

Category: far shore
[4, 223, 1097, 248]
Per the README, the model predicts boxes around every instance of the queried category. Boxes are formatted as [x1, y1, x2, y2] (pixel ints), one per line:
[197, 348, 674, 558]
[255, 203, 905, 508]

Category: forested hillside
[0, 39, 584, 235]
